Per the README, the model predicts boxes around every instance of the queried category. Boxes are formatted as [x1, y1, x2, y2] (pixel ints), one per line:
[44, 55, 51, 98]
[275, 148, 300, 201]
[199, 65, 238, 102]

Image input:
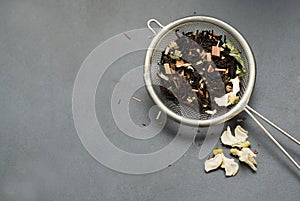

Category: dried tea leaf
[206, 53, 212, 61]
[170, 55, 181, 60]
[229, 49, 239, 55]
[226, 40, 234, 50]
[164, 63, 172, 74]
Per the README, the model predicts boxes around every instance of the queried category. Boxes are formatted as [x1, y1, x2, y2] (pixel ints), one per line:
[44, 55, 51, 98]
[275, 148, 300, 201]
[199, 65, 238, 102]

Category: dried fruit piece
[212, 46, 221, 57]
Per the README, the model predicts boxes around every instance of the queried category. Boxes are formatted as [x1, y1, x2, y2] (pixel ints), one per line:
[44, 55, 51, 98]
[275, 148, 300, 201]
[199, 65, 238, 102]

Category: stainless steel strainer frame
[144, 16, 299, 170]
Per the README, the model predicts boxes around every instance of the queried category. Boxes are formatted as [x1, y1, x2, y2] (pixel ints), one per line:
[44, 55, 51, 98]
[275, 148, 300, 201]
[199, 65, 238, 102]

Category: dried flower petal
[205, 148, 239, 176]
[230, 76, 240, 95]
[205, 109, 217, 115]
[220, 126, 240, 146]
[221, 154, 239, 176]
[214, 93, 232, 107]
[230, 148, 257, 171]
[221, 125, 250, 148]
[234, 125, 248, 142]
[204, 153, 223, 172]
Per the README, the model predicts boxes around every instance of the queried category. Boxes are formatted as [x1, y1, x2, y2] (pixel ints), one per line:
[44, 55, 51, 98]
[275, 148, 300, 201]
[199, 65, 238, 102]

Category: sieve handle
[147, 19, 164, 35]
[246, 105, 300, 145]
[244, 106, 300, 170]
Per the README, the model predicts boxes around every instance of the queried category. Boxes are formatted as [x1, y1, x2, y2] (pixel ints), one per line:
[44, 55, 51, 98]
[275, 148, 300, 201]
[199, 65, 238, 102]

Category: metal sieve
[144, 16, 299, 169]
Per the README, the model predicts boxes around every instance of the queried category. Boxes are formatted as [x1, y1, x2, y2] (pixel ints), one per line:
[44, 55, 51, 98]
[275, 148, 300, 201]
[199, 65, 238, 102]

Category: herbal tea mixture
[158, 29, 246, 115]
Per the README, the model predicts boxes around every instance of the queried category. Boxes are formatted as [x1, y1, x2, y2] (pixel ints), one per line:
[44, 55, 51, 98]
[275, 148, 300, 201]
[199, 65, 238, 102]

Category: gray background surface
[0, 0, 299, 201]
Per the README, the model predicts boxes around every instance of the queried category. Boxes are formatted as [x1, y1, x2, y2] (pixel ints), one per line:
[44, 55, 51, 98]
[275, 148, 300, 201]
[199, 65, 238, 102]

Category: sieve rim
[144, 16, 256, 126]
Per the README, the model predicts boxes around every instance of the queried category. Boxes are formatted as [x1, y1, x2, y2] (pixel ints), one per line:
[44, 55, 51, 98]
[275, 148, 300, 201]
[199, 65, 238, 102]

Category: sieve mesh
[149, 21, 250, 121]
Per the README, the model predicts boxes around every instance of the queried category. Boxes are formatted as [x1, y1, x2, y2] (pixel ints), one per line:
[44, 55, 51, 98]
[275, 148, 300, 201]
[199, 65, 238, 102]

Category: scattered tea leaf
[123, 32, 131, 40]
[156, 111, 162, 120]
[170, 55, 181, 60]
[226, 40, 234, 50]
[132, 97, 142, 102]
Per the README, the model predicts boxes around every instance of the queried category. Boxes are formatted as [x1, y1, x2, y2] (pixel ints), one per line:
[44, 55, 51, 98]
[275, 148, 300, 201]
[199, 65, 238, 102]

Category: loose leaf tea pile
[158, 29, 246, 115]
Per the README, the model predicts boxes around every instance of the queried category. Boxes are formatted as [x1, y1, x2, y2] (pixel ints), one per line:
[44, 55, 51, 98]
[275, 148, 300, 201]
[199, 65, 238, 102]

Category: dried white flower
[205, 148, 239, 176]
[230, 148, 257, 171]
[214, 76, 240, 106]
[205, 109, 217, 115]
[220, 126, 250, 148]
[221, 155, 239, 176]
[214, 93, 232, 107]
[230, 76, 240, 95]
[204, 153, 223, 172]
[234, 125, 248, 142]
